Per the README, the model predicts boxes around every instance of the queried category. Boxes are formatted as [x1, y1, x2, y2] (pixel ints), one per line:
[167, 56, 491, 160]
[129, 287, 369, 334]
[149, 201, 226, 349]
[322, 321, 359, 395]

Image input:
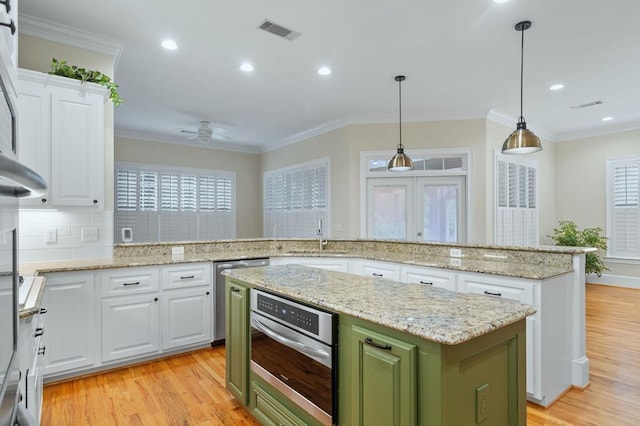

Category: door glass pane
[422, 184, 458, 242]
[372, 186, 406, 239]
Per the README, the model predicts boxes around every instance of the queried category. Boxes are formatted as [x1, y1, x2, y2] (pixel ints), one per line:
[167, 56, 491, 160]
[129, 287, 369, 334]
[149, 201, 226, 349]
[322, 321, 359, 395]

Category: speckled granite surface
[22, 238, 592, 279]
[19, 276, 46, 318]
[225, 264, 536, 345]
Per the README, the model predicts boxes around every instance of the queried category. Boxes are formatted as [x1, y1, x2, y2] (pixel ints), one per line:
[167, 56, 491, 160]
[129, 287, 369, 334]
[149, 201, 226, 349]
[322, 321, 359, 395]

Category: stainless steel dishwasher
[213, 258, 269, 345]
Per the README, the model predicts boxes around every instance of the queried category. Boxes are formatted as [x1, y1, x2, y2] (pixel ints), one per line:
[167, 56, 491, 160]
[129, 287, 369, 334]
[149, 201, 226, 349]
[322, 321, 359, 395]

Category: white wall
[18, 35, 116, 262]
[556, 129, 640, 283]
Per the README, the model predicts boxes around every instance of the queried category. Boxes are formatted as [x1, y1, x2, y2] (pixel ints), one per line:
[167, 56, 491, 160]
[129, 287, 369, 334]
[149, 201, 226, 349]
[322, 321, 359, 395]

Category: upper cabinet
[0, 0, 18, 92]
[17, 68, 107, 208]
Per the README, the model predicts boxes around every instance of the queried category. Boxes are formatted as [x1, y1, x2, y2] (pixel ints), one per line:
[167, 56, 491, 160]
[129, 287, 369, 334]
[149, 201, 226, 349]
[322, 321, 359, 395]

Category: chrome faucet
[318, 218, 328, 250]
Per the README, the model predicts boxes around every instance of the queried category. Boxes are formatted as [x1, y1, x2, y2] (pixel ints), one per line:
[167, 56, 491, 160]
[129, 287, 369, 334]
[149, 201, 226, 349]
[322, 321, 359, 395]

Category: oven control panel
[256, 293, 320, 335]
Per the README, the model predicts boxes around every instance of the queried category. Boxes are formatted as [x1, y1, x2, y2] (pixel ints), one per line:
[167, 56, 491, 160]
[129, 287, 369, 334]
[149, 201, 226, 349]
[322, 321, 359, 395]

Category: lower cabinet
[102, 293, 161, 362]
[42, 263, 213, 381]
[349, 325, 417, 426]
[250, 381, 309, 426]
[41, 272, 98, 377]
[225, 278, 250, 404]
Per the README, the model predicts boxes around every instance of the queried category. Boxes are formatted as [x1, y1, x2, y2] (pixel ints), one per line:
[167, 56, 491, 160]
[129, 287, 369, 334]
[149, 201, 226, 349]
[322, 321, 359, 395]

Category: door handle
[364, 337, 392, 351]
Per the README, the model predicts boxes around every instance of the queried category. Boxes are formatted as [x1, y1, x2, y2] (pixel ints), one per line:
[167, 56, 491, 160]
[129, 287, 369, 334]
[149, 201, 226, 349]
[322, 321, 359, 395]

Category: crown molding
[261, 117, 350, 152]
[19, 14, 125, 68]
[115, 129, 262, 154]
[553, 120, 640, 142]
[487, 109, 558, 142]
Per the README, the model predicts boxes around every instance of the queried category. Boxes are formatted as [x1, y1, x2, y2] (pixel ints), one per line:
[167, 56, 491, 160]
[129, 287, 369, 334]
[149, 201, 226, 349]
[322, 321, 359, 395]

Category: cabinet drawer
[401, 266, 457, 291]
[101, 268, 159, 297]
[358, 261, 400, 281]
[465, 280, 533, 305]
[162, 263, 212, 289]
[251, 382, 307, 426]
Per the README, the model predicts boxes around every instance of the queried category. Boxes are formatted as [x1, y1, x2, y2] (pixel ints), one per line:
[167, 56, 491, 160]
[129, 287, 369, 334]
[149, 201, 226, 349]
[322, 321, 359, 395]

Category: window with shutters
[606, 159, 640, 259]
[114, 162, 235, 243]
[494, 152, 538, 246]
[263, 158, 329, 238]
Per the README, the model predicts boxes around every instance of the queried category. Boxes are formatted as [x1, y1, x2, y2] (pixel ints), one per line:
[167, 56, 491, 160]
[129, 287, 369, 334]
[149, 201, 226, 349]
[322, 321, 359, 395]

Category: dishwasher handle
[251, 316, 330, 360]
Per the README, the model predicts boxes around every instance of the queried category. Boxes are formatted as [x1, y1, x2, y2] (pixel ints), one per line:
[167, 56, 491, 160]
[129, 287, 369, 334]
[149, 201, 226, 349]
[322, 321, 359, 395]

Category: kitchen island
[224, 264, 536, 426]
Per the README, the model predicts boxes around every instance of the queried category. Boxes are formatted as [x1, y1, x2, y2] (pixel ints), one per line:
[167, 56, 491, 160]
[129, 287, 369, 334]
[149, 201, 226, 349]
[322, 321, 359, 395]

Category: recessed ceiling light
[601, 116, 614, 122]
[549, 83, 565, 91]
[240, 63, 254, 72]
[161, 39, 178, 50]
[318, 66, 331, 76]
[493, 0, 510, 3]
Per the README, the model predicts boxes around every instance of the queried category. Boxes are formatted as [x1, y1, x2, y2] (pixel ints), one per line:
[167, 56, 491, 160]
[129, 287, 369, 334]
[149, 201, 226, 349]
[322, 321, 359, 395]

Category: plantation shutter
[495, 153, 538, 246]
[114, 162, 235, 243]
[609, 161, 640, 258]
[264, 159, 329, 238]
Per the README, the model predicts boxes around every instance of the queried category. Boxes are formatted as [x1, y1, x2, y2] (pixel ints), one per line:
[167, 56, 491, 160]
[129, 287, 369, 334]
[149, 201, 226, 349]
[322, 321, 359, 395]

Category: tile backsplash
[18, 209, 114, 262]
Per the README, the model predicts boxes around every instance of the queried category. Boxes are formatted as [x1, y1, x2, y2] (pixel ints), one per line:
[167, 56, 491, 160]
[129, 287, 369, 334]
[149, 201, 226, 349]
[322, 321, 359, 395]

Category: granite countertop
[224, 264, 536, 346]
[19, 276, 46, 318]
[19, 249, 574, 280]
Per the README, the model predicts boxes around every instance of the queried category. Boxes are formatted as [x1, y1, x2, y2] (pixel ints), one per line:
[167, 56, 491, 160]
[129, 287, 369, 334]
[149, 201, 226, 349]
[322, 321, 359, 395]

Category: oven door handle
[251, 317, 330, 360]
[0, 152, 47, 198]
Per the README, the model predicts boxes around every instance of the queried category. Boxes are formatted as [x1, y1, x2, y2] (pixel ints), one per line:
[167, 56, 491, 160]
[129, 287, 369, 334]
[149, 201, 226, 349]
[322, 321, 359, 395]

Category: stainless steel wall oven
[250, 289, 337, 426]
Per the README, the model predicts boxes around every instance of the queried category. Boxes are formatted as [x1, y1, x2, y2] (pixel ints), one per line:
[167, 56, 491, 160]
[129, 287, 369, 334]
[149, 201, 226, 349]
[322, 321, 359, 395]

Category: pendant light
[501, 20, 543, 155]
[387, 75, 413, 171]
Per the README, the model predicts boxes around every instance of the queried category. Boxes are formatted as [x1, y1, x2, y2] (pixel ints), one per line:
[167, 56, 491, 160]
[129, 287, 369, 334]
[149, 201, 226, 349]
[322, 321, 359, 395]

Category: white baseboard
[586, 273, 640, 289]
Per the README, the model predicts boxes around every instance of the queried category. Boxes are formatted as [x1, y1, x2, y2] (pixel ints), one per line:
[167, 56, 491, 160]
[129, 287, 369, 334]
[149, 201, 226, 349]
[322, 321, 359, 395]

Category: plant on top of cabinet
[49, 58, 123, 106]
[550, 220, 608, 276]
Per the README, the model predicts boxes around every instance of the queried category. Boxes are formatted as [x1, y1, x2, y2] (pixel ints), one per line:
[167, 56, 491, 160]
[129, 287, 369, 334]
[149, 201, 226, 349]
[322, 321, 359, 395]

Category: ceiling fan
[179, 121, 231, 143]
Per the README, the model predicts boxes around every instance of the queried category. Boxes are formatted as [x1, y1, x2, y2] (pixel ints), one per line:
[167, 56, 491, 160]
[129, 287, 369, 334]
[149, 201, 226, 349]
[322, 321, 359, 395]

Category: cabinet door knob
[41, 198, 47, 203]
[154, 297, 158, 302]
[93, 199, 98, 204]
[206, 291, 210, 295]
[34, 327, 44, 337]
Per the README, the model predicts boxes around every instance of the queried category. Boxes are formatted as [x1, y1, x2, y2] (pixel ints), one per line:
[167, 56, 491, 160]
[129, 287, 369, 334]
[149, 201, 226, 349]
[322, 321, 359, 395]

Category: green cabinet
[350, 325, 417, 426]
[250, 381, 308, 426]
[225, 279, 250, 404]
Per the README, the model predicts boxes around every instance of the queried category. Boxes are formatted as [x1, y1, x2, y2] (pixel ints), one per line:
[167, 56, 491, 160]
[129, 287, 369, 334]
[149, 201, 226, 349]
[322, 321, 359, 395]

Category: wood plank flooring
[42, 283, 640, 425]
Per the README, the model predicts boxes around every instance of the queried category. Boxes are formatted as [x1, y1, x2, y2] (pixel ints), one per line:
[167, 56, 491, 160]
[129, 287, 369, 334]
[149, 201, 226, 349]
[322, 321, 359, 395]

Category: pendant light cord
[519, 25, 525, 123]
[399, 77, 403, 149]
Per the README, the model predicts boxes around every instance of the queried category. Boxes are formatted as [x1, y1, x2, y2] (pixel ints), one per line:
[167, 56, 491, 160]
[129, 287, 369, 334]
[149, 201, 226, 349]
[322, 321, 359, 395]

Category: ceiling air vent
[258, 19, 301, 41]
[570, 100, 603, 110]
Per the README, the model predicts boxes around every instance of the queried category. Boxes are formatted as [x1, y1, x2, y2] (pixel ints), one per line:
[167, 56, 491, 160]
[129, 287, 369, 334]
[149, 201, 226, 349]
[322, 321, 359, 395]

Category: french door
[366, 176, 466, 243]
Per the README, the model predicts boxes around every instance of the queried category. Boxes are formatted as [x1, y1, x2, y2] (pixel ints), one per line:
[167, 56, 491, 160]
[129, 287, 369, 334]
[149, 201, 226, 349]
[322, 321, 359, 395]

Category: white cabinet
[102, 293, 161, 362]
[162, 287, 212, 350]
[19, 309, 45, 424]
[161, 263, 213, 349]
[41, 272, 98, 377]
[350, 259, 400, 281]
[17, 68, 107, 208]
[399, 265, 457, 291]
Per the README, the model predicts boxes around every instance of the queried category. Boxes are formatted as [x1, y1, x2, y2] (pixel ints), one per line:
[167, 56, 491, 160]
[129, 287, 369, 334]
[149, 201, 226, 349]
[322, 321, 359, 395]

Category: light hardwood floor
[42, 283, 639, 425]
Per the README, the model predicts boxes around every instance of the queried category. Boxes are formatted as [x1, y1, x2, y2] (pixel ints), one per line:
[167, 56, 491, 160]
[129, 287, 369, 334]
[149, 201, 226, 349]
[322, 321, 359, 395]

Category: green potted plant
[549, 220, 609, 276]
[49, 58, 123, 106]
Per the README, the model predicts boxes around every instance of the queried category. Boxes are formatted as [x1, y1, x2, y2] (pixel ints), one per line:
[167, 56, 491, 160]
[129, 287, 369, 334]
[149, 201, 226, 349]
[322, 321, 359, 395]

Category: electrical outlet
[81, 227, 99, 242]
[476, 383, 489, 423]
[45, 228, 57, 244]
[172, 246, 184, 255]
[449, 248, 463, 258]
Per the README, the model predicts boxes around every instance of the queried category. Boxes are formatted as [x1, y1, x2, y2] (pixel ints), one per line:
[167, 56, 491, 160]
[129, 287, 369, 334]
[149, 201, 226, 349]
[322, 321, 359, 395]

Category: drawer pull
[364, 337, 392, 351]
[123, 281, 141, 286]
[34, 327, 44, 338]
[484, 290, 502, 297]
[40, 308, 48, 314]
[419, 281, 433, 285]
[180, 275, 195, 280]
[372, 273, 383, 277]
[0, 19, 15, 35]
[230, 287, 240, 293]
[38, 346, 46, 356]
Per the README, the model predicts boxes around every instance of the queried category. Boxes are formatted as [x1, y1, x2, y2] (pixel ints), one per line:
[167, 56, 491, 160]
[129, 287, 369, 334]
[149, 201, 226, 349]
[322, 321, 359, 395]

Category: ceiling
[17, 0, 640, 153]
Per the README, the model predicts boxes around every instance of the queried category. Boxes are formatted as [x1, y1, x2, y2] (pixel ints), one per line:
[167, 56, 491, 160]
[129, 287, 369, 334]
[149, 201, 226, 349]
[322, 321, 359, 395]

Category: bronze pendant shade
[502, 20, 542, 155]
[388, 75, 414, 171]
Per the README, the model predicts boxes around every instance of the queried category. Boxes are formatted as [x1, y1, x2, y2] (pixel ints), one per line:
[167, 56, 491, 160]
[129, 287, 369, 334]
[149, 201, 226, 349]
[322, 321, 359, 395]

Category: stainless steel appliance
[250, 289, 337, 426]
[213, 258, 269, 344]
[0, 54, 46, 426]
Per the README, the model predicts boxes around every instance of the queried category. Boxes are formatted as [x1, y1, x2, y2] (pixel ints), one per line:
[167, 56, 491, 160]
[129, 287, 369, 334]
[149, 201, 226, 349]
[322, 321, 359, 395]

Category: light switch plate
[172, 246, 184, 255]
[45, 228, 57, 244]
[449, 248, 463, 258]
